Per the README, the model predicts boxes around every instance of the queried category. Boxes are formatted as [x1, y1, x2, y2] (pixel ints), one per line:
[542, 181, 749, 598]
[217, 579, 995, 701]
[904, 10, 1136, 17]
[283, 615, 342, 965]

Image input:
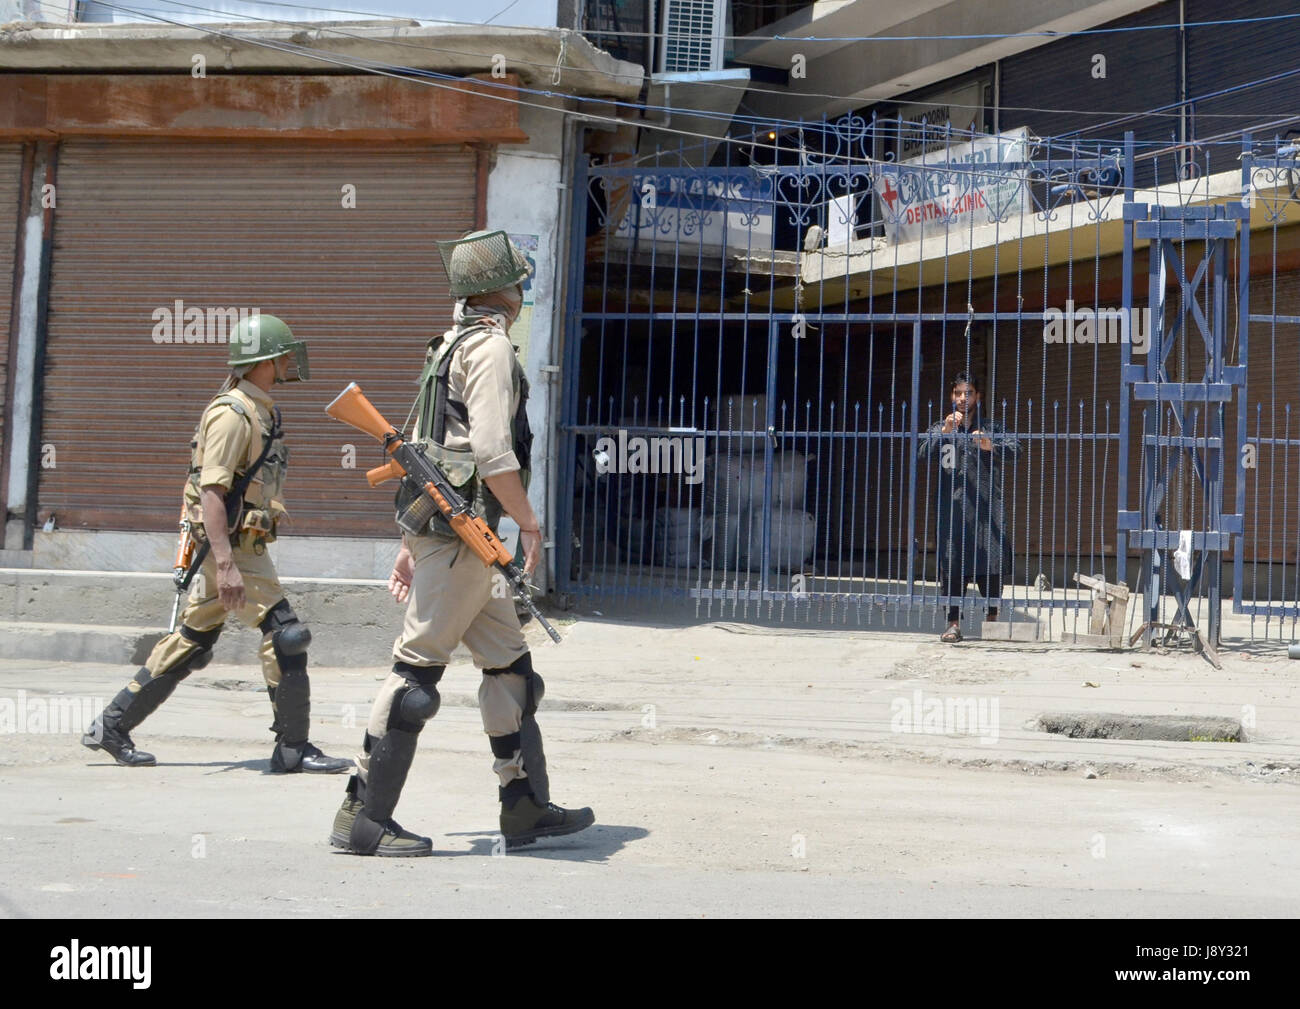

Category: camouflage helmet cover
[436, 230, 532, 299]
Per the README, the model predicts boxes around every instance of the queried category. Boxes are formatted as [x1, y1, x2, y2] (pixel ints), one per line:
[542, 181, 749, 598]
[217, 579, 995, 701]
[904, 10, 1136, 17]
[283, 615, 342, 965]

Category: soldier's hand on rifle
[389, 544, 414, 603]
[216, 558, 246, 612]
[520, 527, 543, 577]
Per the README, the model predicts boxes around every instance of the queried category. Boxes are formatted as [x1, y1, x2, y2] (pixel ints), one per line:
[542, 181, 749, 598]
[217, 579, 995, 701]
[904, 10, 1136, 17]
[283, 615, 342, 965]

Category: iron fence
[555, 117, 1300, 645]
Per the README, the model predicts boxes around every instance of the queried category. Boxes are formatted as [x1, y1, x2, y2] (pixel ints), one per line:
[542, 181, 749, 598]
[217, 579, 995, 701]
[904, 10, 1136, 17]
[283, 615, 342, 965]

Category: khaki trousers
[138, 539, 286, 693]
[359, 533, 532, 787]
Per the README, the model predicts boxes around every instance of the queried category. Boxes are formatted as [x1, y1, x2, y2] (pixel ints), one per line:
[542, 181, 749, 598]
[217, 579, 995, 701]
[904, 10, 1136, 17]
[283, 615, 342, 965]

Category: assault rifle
[325, 382, 561, 644]
[169, 507, 197, 633]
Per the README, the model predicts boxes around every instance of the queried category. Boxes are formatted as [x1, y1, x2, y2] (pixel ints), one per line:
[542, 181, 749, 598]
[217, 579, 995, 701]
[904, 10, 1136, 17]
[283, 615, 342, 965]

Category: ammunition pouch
[238, 507, 278, 546]
[393, 476, 440, 538]
[395, 439, 500, 538]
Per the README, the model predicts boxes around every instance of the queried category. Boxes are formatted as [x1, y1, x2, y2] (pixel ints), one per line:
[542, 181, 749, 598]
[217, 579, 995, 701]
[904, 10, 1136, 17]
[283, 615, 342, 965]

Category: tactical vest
[184, 387, 288, 543]
[402, 321, 532, 536]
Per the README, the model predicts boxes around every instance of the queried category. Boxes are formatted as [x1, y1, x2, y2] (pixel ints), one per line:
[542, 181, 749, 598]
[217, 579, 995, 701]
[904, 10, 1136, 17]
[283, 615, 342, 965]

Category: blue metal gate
[554, 120, 1300, 644]
[1231, 136, 1300, 640]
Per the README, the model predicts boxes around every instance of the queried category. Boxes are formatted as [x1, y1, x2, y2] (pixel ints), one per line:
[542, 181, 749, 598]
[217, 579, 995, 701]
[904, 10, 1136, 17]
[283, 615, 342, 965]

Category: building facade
[0, 15, 641, 586]
[553, 0, 1300, 635]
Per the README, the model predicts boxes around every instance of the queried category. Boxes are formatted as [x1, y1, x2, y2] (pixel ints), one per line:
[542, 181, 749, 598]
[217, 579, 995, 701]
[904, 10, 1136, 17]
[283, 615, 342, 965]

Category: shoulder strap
[207, 390, 264, 444]
[179, 404, 282, 588]
[414, 328, 476, 445]
[223, 405, 282, 525]
[433, 329, 478, 444]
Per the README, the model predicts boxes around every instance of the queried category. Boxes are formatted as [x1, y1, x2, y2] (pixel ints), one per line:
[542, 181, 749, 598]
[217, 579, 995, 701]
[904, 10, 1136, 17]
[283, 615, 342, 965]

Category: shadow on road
[444, 823, 649, 862]
[130, 758, 271, 773]
[83, 758, 359, 776]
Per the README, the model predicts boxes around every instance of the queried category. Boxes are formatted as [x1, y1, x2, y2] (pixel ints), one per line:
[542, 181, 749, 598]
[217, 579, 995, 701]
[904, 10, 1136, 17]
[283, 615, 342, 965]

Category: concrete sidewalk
[4, 565, 1298, 672]
[4, 607, 1300, 778]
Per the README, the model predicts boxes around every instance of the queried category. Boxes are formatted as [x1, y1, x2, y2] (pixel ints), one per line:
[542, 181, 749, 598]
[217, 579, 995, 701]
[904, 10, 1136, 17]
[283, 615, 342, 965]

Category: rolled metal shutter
[0, 143, 23, 473]
[38, 139, 477, 537]
[1187, 0, 1300, 176]
[1239, 266, 1300, 561]
[993, 306, 1129, 563]
[997, 3, 1179, 190]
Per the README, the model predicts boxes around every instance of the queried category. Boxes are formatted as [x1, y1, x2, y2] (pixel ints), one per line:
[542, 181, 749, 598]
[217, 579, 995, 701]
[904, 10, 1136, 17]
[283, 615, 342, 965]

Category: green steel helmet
[436, 230, 532, 299]
[227, 313, 310, 382]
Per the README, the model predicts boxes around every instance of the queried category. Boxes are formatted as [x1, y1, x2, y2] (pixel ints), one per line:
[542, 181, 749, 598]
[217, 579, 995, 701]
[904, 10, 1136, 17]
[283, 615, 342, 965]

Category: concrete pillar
[486, 102, 567, 592]
[4, 142, 54, 552]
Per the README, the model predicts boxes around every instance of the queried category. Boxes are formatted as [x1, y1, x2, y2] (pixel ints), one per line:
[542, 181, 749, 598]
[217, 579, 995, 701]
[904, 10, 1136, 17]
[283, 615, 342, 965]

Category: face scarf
[452, 295, 516, 331]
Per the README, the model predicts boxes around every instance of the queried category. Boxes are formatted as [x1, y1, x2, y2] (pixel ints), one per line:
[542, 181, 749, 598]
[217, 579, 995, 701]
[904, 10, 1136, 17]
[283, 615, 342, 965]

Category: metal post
[1143, 213, 1165, 641]
[1233, 134, 1252, 615]
[555, 153, 589, 598]
[1116, 132, 1135, 592]
[760, 315, 778, 592]
[1209, 207, 1228, 644]
[906, 320, 921, 597]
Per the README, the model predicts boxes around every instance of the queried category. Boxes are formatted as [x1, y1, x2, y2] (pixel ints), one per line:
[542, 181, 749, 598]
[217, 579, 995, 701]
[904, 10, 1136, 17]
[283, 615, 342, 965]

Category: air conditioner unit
[659, 0, 725, 73]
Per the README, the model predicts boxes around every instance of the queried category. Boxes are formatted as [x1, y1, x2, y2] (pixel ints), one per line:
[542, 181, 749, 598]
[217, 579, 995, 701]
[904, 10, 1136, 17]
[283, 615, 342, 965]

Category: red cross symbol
[880, 175, 900, 212]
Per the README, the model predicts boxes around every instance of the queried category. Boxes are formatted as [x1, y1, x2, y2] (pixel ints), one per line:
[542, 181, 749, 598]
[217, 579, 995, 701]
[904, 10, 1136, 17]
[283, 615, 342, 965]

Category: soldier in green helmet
[82, 313, 351, 774]
[330, 231, 594, 856]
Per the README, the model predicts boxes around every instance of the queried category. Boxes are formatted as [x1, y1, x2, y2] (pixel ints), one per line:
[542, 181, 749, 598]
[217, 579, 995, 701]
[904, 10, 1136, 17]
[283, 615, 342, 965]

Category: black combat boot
[82, 628, 220, 767]
[330, 774, 432, 856]
[265, 679, 352, 774]
[270, 739, 352, 774]
[333, 668, 441, 856]
[498, 778, 595, 849]
[81, 673, 180, 767]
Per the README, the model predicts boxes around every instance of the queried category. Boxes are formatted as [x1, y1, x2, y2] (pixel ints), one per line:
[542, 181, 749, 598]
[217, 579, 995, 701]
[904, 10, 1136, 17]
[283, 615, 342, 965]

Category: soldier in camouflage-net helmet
[330, 231, 595, 856]
[83, 313, 351, 776]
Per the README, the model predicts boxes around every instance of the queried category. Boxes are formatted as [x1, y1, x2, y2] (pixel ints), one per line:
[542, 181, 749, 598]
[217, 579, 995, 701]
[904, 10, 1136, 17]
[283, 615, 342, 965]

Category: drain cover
[1037, 712, 1245, 742]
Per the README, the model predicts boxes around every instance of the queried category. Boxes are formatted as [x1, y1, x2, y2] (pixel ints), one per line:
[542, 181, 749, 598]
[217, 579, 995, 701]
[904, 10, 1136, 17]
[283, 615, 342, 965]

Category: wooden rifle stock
[325, 382, 561, 643]
[366, 459, 405, 487]
[169, 507, 196, 633]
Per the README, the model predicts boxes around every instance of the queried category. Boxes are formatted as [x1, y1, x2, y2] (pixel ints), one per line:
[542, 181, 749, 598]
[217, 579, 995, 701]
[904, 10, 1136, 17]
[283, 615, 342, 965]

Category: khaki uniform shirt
[183, 380, 285, 525]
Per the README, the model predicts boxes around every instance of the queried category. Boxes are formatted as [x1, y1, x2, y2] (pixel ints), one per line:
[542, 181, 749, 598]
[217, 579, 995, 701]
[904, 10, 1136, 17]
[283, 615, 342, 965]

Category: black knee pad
[484, 656, 545, 786]
[260, 605, 312, 742]
[484, 654, 543, 710]
[388, 663, 445, 734]
[259, 600, 311, 669]
[393, 685, 440, 730]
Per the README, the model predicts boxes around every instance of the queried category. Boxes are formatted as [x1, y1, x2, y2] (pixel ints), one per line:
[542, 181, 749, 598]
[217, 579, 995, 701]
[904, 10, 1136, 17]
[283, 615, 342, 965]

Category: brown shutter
[0, 143, 23, 475]
[37, 138, 477, 536]
[1240, 266, 1300, 562]
[993, 312, 1128, 567]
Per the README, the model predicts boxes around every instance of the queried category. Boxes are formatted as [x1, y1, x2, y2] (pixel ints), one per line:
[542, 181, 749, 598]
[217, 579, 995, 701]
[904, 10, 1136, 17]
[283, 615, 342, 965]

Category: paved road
[2, 619, 1298, 917]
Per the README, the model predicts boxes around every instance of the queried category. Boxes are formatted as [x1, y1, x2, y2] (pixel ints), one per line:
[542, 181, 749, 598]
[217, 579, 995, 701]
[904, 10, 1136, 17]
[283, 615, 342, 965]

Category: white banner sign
[872, 128, 1030, 245]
